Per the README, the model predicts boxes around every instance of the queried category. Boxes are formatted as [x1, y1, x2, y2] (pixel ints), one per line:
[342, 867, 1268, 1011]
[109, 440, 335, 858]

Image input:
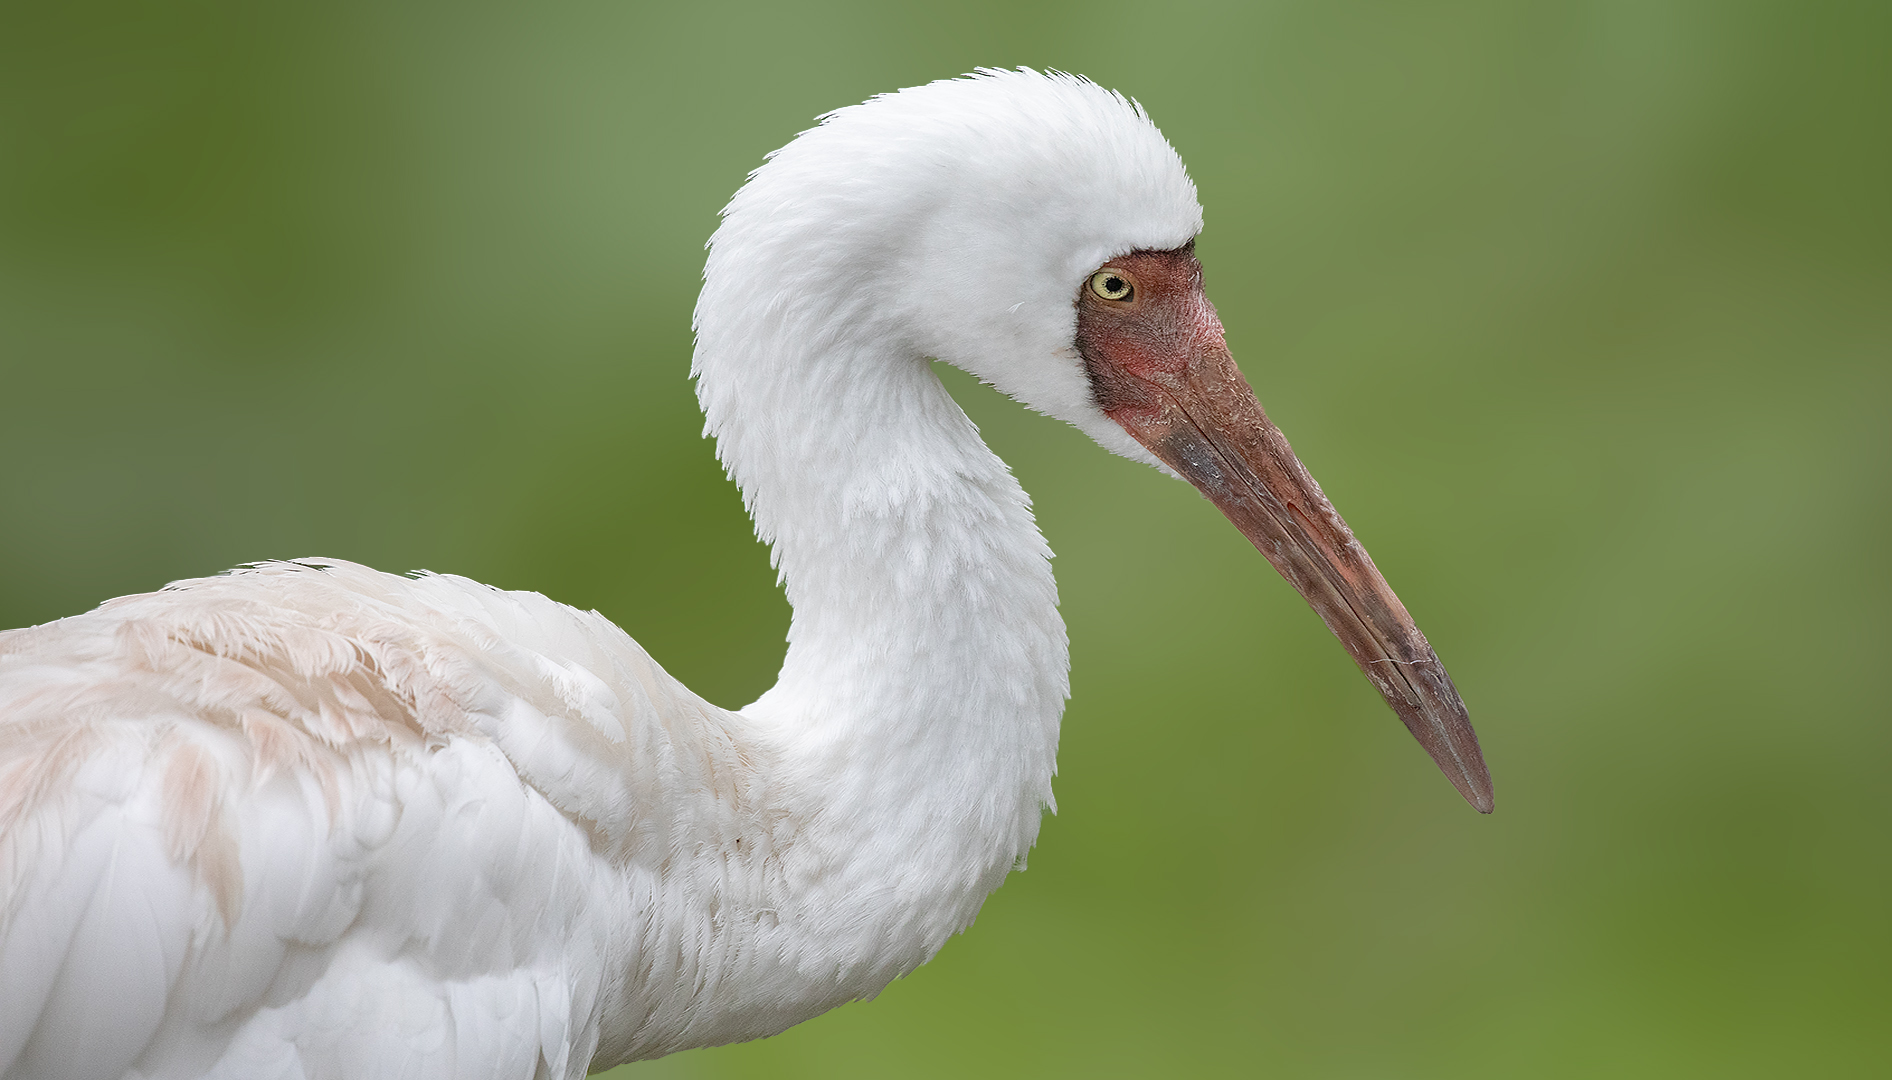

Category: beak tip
[1408, 697, 1494, 814]
[1454, 760, 1495, 814]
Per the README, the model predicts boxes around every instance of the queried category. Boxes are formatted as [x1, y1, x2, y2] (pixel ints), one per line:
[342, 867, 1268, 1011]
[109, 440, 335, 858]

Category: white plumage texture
[0, 69, 1209, 1076]
[2, 562, 738, 1076]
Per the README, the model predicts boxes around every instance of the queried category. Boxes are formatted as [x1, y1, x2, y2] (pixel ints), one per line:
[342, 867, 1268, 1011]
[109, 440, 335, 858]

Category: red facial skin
[1076, 247, 1493, 814]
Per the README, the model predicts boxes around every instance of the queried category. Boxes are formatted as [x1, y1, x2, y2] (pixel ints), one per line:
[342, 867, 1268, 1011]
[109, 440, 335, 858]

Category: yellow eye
[1088, 269, 1134, 302]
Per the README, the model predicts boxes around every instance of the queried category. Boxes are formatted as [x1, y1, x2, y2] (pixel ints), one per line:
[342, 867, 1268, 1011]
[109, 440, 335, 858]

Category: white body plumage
[1, 71, 1207, 1077]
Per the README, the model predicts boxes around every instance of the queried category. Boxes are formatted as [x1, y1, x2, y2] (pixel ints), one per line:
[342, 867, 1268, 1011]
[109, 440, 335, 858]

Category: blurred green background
[2, 1, 1886, 1076]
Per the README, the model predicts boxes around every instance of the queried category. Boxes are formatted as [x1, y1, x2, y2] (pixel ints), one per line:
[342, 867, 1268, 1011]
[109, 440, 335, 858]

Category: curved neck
[694, 311, 1068, 987]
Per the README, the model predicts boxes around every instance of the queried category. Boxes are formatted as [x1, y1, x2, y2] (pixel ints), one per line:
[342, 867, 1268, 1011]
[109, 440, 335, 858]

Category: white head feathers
[694, 68, 1203, 471]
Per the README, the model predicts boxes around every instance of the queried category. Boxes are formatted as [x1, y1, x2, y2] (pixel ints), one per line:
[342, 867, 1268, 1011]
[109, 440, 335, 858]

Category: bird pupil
[1107, 277, 1123, 293]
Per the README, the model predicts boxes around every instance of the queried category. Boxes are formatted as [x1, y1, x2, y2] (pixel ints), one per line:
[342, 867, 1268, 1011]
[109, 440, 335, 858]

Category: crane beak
[1079, 252, 1493, 813]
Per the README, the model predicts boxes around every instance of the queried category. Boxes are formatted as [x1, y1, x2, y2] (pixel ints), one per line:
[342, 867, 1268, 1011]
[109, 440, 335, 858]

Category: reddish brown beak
[1080, 249, 1493, 813]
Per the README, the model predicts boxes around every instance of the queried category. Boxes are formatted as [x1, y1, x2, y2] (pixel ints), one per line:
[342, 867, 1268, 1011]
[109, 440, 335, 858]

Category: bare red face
[1077, 247, 1494, 813]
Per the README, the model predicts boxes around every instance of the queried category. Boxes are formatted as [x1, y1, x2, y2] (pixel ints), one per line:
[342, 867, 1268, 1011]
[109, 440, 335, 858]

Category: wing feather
[0, 559, 745, 1079]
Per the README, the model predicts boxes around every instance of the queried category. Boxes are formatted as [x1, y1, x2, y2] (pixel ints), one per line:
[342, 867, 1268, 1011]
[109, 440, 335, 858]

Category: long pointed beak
[1080, 257, 1492, 812]
[1124, 340, 1492, 811]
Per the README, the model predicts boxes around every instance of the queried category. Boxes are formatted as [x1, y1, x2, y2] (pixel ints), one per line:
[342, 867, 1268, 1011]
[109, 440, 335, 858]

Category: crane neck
[691, 305, 1068, 988]
[745, 338, 1066, 750]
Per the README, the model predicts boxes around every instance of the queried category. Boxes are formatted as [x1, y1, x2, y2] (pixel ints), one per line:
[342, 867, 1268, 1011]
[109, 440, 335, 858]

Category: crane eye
[1088, 270, 1134, 302]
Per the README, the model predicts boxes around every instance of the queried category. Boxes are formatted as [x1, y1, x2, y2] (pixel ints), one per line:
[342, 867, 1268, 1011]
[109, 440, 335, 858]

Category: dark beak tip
[1449, 755, 1495, 814]
[1469, 786, 1495, 814]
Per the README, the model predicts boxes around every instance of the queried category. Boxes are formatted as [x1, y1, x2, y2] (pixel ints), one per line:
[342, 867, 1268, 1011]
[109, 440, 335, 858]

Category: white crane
[0, 69, 1490, 1079]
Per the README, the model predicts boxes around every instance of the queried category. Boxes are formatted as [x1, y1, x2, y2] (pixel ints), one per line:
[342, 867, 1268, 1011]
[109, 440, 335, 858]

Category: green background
[2, 1, 1886, 1076]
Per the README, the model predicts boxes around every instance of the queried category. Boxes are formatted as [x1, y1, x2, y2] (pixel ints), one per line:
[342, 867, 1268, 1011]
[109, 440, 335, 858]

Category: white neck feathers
[693, 248, 1068, 959]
